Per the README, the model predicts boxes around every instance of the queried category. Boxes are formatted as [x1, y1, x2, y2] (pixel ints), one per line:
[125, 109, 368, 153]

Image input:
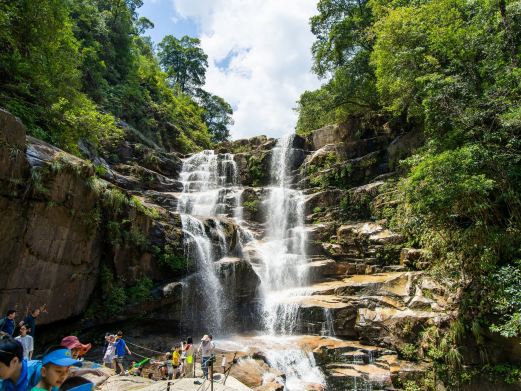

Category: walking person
[197, 335, 215, 380]
[15, 324, 34, 359]
[113, 331, 131, 374]
[102, 335, 116, 368]
[0, 310, 16, 337]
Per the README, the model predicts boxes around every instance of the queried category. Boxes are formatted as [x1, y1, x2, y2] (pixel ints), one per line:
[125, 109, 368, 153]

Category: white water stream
[176, 135, 326, 389]
[177, 151, 241, 333]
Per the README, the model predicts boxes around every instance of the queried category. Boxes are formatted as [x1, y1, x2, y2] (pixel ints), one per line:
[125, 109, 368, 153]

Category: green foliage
[102, 188, 128, 214]
[99, 265, 127, 314]
[247, 155, 265, 187]
[0, 0, 122, 152]
[127, 276, 153, 303]
[486, 364, 521, 384]
[296, 0, 379, 134]
[129, 196, 160, 219]
[158, 35, 208, 95]
[198, 90, 234, 143]
[398, 343, 418, 361]
[153, 245, 187, 273]
[488, 261, 521, 337]
[94, 165, 108, 177]
[403, 381, 422, 391]
[299, 0, 521, 352]
[0, 1, 232, 153]
[243, 200, 259, 215]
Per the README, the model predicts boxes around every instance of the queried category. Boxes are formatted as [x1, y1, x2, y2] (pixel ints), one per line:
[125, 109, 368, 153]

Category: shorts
[114, 356, 124, 364]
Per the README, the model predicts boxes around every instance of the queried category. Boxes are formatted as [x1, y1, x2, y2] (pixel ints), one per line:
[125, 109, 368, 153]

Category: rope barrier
[126, 341, 165, 355]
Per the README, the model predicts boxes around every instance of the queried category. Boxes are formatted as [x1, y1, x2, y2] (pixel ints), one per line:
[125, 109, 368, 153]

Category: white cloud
[171, 0, 321, 140]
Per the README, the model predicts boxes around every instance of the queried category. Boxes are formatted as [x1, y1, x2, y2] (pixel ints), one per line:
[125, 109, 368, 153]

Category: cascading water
[251, 134, 326, 389]
[177, 151, 241, 333]
[255, 134, 309, 334]
[177, 137, 326, 389]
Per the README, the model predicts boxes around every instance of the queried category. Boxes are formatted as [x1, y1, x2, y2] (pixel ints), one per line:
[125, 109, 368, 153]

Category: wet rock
[304, 190, 342, 217]
[0, 109, 30, 192]
[112, 163, 183, 192]
[216, 257, 261, 301]
[215, 135, 271, 154]
[400, 248, 427, 269]
[308, 258, 338, 280]
[104, 140, 183, 178]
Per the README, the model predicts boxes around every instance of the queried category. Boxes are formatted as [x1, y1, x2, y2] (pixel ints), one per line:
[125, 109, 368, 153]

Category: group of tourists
[101, 333, 216, 381]
[0, 333, 105, 391]
[0, 309, 41, 361]
[0, 307, 219, 391]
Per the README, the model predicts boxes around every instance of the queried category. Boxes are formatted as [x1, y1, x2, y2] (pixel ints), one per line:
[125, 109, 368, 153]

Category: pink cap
[60, 336, 92, 357]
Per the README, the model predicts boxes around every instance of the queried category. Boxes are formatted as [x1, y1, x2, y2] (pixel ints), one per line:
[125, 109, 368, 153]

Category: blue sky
[139, 0, 197, 43]
[139, 0, 321, 140]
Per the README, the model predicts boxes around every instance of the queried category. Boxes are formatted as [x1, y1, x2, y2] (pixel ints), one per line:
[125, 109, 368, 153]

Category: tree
[197, 90, 233, 142]
[296, 0, 379, 134]
[158, 35, 208, 95]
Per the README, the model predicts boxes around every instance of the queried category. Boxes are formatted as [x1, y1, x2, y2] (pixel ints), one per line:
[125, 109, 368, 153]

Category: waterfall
[321, 308, 336, 337]
[250, 134, 325, 390]
[177, 151, 241, 334]
[255, 134, 309, 333]
[176, 136, 326, 389]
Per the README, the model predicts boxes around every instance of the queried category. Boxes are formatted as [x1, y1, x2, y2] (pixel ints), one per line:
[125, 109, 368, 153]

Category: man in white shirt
[197, 335, 215, 379]
[15, 324, 34, 359]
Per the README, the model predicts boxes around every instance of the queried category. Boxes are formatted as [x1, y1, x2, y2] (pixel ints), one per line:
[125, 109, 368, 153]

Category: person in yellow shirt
[171, 345, 181, 379]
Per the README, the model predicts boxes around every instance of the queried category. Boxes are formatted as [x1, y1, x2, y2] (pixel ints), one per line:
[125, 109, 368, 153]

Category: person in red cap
[59, 337, 90, 360]
[59, 337, 106, 379]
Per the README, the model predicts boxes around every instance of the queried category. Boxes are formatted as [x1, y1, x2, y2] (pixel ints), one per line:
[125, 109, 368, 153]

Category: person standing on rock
[102, 335, 116, 368]
[19, 309, 41, 339]
[0, 310, 16, 337]
[113, 331, 131, 375]
[197, 335, 215, 380]
[15, 325, 34, 360]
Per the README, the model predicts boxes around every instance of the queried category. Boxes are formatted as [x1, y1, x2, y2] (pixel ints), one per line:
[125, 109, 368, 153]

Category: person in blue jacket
[0, 311, 16, 337]
[0, 337, 42, 391]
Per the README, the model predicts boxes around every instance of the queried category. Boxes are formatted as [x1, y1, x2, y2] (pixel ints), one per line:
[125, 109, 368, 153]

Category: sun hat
[201, 335, 210, 342]
[42, 348, 82, 367]
[60, 336, 92, 357]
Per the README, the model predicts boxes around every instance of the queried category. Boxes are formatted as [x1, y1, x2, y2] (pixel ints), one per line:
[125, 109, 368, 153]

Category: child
[164, 353, 174, 380]
[0, 337, 41, 391]
[15, 325, 34, 359]
[31, 346, 81, 391]
[102, 335, 115, 368]
[113, 331, 131, 374]
[171, 345, 181, 379]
